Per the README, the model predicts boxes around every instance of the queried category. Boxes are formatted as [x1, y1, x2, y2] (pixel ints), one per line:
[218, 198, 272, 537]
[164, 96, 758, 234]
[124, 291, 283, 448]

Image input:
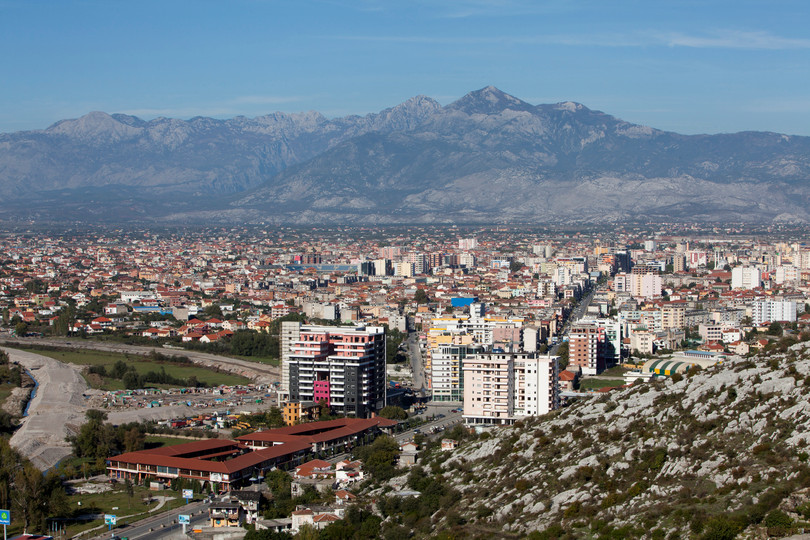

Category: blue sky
[1, 0, 809, 135]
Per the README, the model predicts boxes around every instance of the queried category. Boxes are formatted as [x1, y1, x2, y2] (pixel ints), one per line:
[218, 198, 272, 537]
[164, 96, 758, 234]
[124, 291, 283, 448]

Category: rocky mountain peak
[47, 111, 142, 141]
[365, 94, 442, 131]
[447, 86, 536, 115]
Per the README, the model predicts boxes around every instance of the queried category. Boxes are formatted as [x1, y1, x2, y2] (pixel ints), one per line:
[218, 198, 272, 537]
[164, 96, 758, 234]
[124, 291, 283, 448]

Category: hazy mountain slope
[231, 87, 810, 224]
[2, 86, 810, 223]
[0, 96, 441, 201]
[367, 343, 810, 539]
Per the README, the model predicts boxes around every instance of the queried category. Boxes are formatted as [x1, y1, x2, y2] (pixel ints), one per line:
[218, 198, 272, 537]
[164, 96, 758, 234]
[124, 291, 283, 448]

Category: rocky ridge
[371, 341, 810, 539]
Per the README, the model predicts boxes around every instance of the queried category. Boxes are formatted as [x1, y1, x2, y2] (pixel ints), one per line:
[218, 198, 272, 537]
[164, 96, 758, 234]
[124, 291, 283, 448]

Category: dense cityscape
[1, 223, 810, 538]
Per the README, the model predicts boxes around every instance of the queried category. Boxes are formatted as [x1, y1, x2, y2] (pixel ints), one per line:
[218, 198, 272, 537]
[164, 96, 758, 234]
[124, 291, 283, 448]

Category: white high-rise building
[752, 299, 797, 326]
[458, 238, 478, 250]
[463, 352, 559, 425]
[731, 266, 762, 290]
[279, 320, 303, 399]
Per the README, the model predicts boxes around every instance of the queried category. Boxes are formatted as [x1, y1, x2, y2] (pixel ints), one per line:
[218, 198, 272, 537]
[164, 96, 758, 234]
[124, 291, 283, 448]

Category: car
[437, 414, 445, 419]
[414, 429, 420, 433]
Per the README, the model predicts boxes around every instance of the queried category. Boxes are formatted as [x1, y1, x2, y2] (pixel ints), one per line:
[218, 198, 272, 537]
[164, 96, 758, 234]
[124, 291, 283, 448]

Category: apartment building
[568, 323, 606, 375]
[431, 342, 485, 402]
[463, 352, 559, 426]
[731, 266, 762, 290]
[286, 325, 386, 417]
[752, 299, 797, 326]
[661, 305, 686, 331]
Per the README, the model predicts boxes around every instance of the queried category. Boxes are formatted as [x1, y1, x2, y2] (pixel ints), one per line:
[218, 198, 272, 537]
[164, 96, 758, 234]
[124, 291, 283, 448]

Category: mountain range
[1, 86, 809, 224]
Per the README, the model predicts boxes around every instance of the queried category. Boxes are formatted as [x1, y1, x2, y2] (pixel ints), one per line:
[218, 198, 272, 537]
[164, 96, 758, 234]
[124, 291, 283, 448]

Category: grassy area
[144, 435, 196, 448]
[601, 365, 631, 377]
[32, 349, 250, 389]
[579, 378, 626, 390]
[63, 484, 186, 538]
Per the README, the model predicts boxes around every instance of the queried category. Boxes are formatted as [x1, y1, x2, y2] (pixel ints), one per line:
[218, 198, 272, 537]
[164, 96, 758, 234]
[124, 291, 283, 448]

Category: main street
[550, 285, 599, 356]
[405, 332, 427, 397]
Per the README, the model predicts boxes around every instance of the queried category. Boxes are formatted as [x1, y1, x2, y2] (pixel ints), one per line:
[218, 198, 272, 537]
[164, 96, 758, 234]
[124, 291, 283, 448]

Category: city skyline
[1, 0, 810, 135]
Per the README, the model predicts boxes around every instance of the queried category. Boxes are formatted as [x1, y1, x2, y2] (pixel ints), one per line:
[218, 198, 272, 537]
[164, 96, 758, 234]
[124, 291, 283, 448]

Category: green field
[144, 434, 197, 448]
[579, 378, 626, 390]
[601, 365, 630, 377]
[63, 484, 186, 538]
[33, 349, 250, 389]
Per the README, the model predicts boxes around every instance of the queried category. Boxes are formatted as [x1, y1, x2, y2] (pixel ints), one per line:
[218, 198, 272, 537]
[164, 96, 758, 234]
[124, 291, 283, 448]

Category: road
[405, 333, 427, 397]
[87, 499, 209, 540]
[394, 409, 463, 444]
[549, 286, 598, 356]
[0, 336, 280, 384]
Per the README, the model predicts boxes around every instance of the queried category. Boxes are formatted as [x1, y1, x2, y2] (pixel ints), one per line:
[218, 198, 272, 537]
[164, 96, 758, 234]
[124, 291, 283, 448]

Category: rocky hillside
[367, 342, 810, 539]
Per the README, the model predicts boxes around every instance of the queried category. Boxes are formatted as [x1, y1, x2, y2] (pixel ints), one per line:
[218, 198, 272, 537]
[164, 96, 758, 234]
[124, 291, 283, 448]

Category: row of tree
[0, 438, 68, 533]
[69, 409, 146, 460]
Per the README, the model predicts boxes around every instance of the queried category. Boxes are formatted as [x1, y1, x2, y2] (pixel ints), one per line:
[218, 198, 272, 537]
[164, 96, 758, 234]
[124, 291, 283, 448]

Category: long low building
[107, 417, 397, 492]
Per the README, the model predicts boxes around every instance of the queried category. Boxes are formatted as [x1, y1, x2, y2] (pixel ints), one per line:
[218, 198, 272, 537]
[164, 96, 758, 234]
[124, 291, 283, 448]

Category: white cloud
[333, 29, 810, 50]
[232, 95, 304, 105]
[662, 30, 810, 50]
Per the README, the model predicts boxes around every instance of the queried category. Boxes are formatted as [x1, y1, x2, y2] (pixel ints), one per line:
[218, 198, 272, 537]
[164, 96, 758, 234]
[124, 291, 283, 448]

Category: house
[223, 319, 246, 332]
[334, 490, 356, 506]
[209, 501, 243, 528]
[295, 459, 333, 479]
[91, 316, 113, 328]
[399, 442, 418, 467]
[291, 506, 343, 533]
[335, 460, 364, 484]
[727, 341, 750, 355]
[558, 370, 577, 392]
[231, 490, 263, 524]
[291, 477, 334, 497]
[441, 439, 458, 451]
[200, 333, 221, 343]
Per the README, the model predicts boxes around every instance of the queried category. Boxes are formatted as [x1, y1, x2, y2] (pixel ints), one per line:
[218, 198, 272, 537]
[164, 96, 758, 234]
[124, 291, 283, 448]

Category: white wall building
[731, 266, 762, 290]
[752, 299, 797, 326]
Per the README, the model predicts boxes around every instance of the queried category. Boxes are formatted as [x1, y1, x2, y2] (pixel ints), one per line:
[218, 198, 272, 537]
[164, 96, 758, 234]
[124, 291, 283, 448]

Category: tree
[379, 406, 408, 420]
[414, 289, 429, 304]
[203, 304, 223, 318]
[354, 435, 400, 481]
[768, 321, 783, 336]
[125, 478, 135, 509]
[509, 261, 524, 273]
[54, 306, 76, 336]
[556, 342, 569, 369]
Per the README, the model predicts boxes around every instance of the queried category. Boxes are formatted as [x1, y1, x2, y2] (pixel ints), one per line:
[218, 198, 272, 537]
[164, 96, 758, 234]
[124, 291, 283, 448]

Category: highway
[86, 499, 210, 540]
